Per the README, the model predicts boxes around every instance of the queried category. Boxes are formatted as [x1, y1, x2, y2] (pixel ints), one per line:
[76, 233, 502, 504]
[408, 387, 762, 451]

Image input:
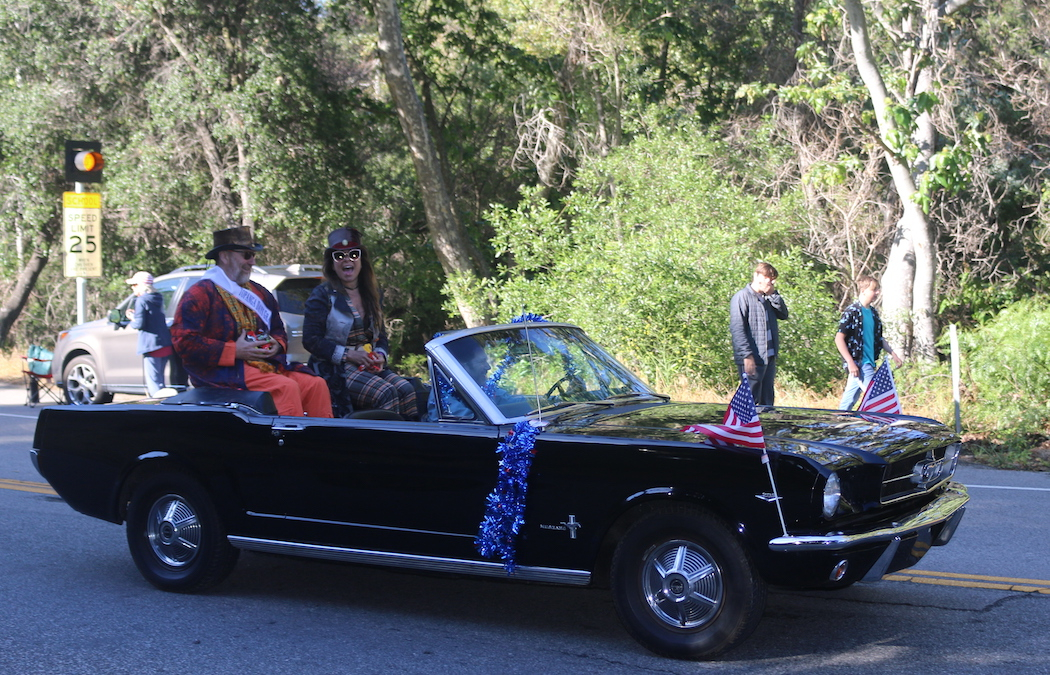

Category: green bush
[957, 296, 1050, 441]
[480, 125, 841, 394]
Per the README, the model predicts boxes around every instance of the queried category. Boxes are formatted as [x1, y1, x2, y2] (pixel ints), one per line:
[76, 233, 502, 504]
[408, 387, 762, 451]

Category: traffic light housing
[65, 140, 104, 183]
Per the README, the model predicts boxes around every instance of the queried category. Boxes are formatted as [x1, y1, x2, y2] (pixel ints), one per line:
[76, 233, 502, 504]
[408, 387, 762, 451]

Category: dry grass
[659, 375, 890, 413]
[669, 364, 959, 422]
[0, 353, 24, 385]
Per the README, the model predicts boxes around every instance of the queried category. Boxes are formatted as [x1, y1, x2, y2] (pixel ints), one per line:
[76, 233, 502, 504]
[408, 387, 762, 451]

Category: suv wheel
[63, 355, 114, 405]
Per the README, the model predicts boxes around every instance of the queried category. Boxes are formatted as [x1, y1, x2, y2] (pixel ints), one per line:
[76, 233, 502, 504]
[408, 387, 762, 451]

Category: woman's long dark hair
[322, 241, 384, 340]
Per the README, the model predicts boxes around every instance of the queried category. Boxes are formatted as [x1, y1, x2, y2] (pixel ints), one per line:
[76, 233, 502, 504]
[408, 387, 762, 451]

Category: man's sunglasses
[331, 248, 362, 262]
[238, 250, 257, 260]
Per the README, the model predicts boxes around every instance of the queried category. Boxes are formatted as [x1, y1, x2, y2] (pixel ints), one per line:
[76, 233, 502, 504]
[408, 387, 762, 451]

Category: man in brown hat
[171, 226, 332, 417]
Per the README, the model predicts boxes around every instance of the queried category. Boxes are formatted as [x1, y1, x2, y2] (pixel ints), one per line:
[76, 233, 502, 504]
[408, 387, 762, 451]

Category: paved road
[2, 390, 1049, 673]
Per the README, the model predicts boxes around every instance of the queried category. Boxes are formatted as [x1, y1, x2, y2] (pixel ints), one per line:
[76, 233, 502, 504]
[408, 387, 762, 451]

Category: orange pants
[244, 365, 333, 417]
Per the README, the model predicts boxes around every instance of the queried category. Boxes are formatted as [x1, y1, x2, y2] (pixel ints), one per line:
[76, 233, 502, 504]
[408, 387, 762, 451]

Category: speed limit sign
[63, 191, 102, 277]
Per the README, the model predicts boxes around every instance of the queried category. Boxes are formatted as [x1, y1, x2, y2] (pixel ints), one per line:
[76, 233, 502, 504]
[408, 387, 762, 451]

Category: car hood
[56, 318, 117, 349]
[543, 400, 959, 468]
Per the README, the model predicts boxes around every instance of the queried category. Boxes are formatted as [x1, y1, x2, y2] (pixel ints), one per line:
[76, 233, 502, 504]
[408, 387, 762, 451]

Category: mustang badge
[539, 515, 582, 539]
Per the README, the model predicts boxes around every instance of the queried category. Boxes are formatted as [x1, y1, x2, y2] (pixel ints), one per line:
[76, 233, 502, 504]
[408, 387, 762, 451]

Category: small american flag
[681, 375, 766, 453]
[859, 359, 902, 414]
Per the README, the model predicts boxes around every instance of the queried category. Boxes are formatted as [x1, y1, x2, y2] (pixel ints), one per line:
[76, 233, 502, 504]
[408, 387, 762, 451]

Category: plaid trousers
[343, 365, 418, 419]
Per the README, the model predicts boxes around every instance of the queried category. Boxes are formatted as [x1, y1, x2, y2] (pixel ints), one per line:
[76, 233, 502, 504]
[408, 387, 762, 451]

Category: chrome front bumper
[768, 482, 969, 553]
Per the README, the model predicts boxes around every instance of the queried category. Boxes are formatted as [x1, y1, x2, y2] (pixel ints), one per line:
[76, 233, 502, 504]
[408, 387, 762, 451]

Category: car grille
[880, 442, 961, 504]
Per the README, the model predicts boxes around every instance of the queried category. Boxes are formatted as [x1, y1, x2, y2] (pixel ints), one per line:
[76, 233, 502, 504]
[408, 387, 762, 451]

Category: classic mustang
[31, 321, 968, 659]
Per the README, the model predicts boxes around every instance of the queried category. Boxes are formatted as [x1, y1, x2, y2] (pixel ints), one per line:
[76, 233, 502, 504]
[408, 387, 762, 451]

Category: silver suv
[51, 264, 324, 404]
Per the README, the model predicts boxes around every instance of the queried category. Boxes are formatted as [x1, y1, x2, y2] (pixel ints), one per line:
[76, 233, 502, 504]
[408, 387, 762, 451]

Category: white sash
[202, 266, 272, 330]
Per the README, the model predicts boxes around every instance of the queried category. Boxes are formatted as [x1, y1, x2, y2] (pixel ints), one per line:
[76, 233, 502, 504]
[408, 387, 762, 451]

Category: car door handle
[271, 421, 308, 445]
[272, 422, 308, 432]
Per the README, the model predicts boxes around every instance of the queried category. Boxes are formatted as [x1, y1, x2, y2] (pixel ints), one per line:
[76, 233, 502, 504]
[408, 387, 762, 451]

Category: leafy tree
[0, 0, 134, 346]
[746, 0, 1050, 362]
[483, 122, 840, 392]
[491, 0, 802, 188]
[833, 0, 977, 361]
[369, 0, 496, 327]
[0, 0, 444, 353]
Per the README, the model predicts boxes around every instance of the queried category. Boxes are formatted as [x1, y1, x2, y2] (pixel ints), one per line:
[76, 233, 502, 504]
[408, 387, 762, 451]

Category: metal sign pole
[950, 324, 961, 434]
[74, 181, 87, 325]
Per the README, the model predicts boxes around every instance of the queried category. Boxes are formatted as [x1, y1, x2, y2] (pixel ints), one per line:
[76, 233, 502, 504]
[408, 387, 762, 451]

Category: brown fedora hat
[205, 226, 265, 260]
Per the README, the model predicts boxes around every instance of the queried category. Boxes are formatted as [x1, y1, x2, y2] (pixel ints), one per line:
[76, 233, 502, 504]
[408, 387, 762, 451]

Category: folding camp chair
[22, 345, 63, 406]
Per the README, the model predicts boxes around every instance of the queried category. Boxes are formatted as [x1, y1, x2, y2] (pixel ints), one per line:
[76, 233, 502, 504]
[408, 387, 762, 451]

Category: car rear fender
[115, 451, 241, 526]
[34, 405, 254, 528]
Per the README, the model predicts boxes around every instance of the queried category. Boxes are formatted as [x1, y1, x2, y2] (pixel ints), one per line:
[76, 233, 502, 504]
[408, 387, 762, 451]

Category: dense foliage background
[1, 0, 1048, 462]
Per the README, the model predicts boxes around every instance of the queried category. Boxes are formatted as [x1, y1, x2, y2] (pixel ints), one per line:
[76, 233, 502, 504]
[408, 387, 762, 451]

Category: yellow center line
[0, 478, 58, 496]
[886, 569, 1050, 593]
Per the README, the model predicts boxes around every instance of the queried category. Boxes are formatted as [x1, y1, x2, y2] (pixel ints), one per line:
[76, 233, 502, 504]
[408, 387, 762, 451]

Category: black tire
[63, 354, 114, 405]
[610, 505, 767, 660]
[125, 473, 239, 593]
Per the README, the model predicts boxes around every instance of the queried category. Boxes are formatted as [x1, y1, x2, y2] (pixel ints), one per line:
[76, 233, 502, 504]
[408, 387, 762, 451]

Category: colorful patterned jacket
[171, 279, 307, 389]
[837, 301, 885, 367]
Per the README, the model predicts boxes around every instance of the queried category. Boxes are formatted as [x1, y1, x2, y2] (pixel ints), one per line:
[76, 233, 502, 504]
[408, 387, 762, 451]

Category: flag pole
[763, 451, 788, 538]
[682, 373, 788, 537]
[745, 373, 788, 538]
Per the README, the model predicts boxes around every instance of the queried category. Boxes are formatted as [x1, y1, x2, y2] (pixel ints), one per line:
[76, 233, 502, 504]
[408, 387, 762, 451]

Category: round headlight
[822, 472, 841, 519]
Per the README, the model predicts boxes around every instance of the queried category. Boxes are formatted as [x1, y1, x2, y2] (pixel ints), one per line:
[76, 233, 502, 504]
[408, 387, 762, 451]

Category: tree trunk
[843, 0, 940, 360]
[372, 0, 493, 327]
[904, 0, 972, 360]
[195, 120, 239, 226]
[0, 218, 61, 348]
[236, 133, 253, 230]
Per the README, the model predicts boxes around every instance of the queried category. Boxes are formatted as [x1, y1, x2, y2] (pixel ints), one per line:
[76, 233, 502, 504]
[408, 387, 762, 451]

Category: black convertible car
[31, 321, 968, 659]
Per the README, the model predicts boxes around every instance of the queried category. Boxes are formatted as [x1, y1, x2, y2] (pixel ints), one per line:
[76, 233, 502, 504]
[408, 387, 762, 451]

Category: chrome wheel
[641, 539, 724, 629]
[146, 493, 202, 567]
[127, 474, 239, 592]
[63, 355, 112, 405]
[611, 506, 765, 659]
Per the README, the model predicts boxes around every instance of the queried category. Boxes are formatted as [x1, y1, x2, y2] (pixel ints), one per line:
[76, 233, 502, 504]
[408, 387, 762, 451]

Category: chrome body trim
[227, 536, 592, 585]
[245, 511, 476, 539]
[768, 482, 969, 552]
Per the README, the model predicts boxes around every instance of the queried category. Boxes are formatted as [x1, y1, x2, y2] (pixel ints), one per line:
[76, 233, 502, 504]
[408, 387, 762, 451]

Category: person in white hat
[125, 271, 174, 397]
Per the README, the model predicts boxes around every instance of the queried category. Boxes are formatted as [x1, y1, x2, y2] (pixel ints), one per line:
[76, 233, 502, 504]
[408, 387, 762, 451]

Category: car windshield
[441, 324, 655, 418]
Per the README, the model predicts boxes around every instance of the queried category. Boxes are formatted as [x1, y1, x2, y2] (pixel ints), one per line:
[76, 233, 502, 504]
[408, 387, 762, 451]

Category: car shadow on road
[206, 550, 1018, 666]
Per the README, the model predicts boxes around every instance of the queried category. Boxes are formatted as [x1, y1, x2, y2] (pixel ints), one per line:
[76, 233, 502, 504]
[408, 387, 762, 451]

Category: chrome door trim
[227, 535, 592, 586]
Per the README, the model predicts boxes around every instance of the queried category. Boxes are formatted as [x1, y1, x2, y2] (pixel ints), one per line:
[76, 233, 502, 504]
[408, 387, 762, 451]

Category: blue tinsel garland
[482, 351, 516, 398]
[482, 312, 549, 397]
[475, 419, 540, 574]
[511, 312, 547, 324]
[475, 311, 549, 573]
